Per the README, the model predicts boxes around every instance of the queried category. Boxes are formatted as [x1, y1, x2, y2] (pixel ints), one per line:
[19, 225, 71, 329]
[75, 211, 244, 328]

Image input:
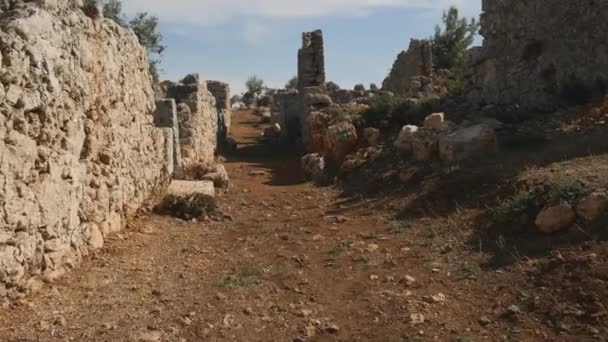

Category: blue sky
[123, 0, 481, 94]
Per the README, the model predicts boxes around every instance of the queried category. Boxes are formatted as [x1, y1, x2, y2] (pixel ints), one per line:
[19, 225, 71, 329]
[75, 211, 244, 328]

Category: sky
[122, 0, 482, 95]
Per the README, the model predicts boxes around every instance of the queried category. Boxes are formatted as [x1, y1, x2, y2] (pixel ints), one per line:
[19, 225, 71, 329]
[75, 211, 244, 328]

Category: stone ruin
[382, 39, 434, 98]
[206, 81, 232, 146]
[298, 30, 326, 90]
[0, 1, 229, 298]
[465, 0, 608, 111]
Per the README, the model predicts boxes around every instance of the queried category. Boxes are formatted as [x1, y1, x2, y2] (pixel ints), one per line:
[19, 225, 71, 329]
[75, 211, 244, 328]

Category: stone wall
[167, 75, 218, 167]
[0, 0, 168, 296]
[206, 80, 231, 142]
[272, 90, 303, 145]
[298, 30, 326, 90]
[382, 39, 433, 97]
[467, 0, 608, 110]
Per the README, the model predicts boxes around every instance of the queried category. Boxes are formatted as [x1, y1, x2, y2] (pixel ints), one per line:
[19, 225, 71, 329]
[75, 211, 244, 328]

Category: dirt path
[0, 111, 563, 341]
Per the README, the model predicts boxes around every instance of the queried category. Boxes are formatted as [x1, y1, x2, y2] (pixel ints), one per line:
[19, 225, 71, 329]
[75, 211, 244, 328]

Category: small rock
[504, 305, 521, 316]
[401, 275, 416, 286]
[366, 243, 380, 252]
[325, 323, 340, 334]
[370, 275, 379, 281]
[478, 316, 492, 326]
[243, 307, 253, 315]
[410, 313, 425, 325]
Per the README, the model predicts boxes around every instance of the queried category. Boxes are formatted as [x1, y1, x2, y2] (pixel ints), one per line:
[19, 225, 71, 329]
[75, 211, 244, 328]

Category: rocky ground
[0, 110, 606, 342]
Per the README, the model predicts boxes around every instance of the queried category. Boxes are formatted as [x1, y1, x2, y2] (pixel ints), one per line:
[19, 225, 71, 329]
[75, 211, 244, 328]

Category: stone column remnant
[153, 98, 182, 173]
[206, 81, 232, 145]
[298, 30, 326, 90]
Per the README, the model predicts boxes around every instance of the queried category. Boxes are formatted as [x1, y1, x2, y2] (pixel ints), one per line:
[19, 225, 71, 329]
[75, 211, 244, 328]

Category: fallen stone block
[158, 180, 216, 219]
[423, 112, 444, 130]
[324, 121, 358, 163]
[394, 125, 419, 153]
[438, 124, 498, 162]
[411, 129, 440, 161]
[535, 202, 576, 234]
[302, 153, 325, 182]
[202, 164, 230, 189]
[576, 192, 608, 221]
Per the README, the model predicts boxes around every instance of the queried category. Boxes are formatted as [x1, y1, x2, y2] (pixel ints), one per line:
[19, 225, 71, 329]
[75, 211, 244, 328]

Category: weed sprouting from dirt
[488, 189, 535, 223]
[222, 267, 261, 288]
[156, 194, 216, 220]
[544, 178, 588, 203]
[387, 221, 411, 234]
[328, 242, 351, 258]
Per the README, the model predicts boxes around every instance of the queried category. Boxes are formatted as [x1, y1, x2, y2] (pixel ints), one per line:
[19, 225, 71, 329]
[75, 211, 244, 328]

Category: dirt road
[0, 111, 567, 341]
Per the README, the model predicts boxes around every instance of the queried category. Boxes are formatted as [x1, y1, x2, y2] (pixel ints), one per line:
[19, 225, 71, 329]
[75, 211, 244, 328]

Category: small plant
[488, 189, 535, 223]
[156, 193, 216, 220]
[361, 93, 406, 125]
[545, 179, 588, 203]
[328, 242, 351, 258]
[222, 267, 261, 288]
[387, 221, 411, 234]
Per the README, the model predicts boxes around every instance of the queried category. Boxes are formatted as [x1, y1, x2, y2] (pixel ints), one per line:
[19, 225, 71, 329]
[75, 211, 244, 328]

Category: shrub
[488, 190, 535, 223]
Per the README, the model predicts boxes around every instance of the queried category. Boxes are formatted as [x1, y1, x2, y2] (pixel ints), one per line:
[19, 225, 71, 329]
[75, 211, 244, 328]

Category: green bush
[361, 94, 407, 125]
[488, 190, 535, 223]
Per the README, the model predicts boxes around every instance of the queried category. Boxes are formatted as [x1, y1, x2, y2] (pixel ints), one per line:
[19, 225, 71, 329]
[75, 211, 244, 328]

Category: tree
[285, 76, 298, 89]
[354, 84, 365, 92]
[129, 12, 166, 81]
[245, 76, 265, 96]
[83, 0, 125, 25]
[326, 81, 340, 92]
[230, 94, 242, 105]
[432, 6, 479, 70]
[369, 83, 379, 91]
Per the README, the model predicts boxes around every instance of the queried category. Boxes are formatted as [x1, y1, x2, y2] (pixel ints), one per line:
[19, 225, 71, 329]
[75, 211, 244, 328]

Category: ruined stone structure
[298, 30, 326, 90]
[206, 81, 231, 143]
[0, 0, 170, 296]
[272, 90, 303, 145]
[166, 75, 218, 167]
[382, 39, 433, 97]
[467, 0, 608, 110]
[153, 99, 182, 174]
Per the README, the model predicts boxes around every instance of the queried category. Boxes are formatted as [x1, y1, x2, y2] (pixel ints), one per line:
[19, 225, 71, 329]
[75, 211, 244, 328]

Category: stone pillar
[166, 74, 218, 167]
[153, 98, 182, 172]
[298, 29, 326, 90]
[206, 80, 232, 146]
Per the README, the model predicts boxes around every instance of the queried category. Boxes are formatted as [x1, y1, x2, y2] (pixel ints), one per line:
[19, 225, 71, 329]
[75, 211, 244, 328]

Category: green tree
[245, 76, 265, 96]
[285, 76, 298, 89]
[83, 0, 125, 25]
[129, 12, 166, 81]
[326, 81, 340, 92]
[432, 6, 479, 70]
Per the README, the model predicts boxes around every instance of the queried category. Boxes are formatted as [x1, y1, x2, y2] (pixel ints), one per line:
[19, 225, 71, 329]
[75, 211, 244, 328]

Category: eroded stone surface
[0, 1, 166, 295]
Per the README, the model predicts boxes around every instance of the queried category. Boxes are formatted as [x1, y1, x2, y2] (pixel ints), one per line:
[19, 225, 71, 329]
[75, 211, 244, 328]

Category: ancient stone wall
[0, 0, 168, 296]
[382, 39, 433, 97]
[467, 0, 608, 110]
[272, 90, 303, 145]
[206, 80, 231, 142]
[298, 30, 326, 90]
[167, 75, 218, 167]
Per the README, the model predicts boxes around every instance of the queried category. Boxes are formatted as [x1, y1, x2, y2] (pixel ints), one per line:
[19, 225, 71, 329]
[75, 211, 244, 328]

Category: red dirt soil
[0, 110, 605, 341]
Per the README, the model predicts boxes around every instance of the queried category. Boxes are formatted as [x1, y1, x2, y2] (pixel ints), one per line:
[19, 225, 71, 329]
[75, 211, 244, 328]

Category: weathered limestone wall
[167, 75, 218, 167]
[0, 0, 168, 296]
[298, 30, 326, 90]
[272, 90, 303, 144]
[206, 80, 231, 142]
[468, 0, 608, 110]
[382, 39, 433, 97]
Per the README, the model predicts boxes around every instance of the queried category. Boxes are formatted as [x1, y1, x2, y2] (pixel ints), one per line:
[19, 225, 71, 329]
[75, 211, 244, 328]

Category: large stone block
[438, 124, 498, 162]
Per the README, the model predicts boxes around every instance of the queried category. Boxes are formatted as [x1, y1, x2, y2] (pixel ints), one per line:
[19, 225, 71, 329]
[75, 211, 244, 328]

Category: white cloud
[122, 0, 480, 26]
